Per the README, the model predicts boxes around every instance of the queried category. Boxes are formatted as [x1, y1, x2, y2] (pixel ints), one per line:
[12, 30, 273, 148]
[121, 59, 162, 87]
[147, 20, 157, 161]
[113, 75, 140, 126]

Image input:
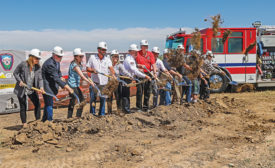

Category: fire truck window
[228, 38, 243, 53]
[166, 40, 173, 49]
[185, 38, 203, 53]
[211, 38, 224, 53]
[230, 32, 243, 37]
[185, 39, 191, 52]
[171, 37, 184, 49]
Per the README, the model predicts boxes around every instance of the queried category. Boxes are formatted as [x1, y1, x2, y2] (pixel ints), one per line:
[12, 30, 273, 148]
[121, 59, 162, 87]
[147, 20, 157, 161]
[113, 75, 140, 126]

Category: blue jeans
[90, 86, 106, 116]
[181, 76, 192, 103]
[42, 94, 53, 121]
[159, 82, 171, 106]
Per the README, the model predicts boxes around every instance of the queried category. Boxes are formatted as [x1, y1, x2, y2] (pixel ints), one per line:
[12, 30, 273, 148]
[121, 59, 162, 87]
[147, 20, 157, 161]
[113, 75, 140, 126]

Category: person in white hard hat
[123, 44, 151, 113]
[200, 50, 224, 100]
[86, 42, 116, 116]
[67, 48, 95, 118]
[135, 40, 157, 112]
[13, 49, 45, 127]
[175, 44, 193, 104]
[107, 49, 132, 114]
[161, 49, 183, 106]
[151, 46, 172, 108]
[42, 46, 74, 122]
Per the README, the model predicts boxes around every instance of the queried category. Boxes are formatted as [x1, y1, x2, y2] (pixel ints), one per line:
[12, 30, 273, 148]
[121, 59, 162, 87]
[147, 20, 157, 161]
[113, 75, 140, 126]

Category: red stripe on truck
[226, 67, 256, 74]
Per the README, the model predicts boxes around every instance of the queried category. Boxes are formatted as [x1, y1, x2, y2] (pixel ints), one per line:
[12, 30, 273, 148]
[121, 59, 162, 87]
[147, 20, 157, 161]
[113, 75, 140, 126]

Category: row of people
[13, 40, 224, 127]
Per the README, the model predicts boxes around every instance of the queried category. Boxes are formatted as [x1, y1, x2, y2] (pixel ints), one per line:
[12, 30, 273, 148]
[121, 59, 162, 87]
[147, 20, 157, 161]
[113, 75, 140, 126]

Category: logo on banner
[0, 53, 14, 71]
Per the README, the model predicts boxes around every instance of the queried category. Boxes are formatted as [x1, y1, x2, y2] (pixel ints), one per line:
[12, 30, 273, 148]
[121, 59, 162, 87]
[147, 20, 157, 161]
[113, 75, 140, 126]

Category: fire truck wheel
[209, 73, 228, 93]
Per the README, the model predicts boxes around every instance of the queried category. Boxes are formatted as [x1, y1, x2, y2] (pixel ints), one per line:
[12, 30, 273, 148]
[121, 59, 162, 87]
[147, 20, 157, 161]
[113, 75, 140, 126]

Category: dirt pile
[3, 98, 230, 149]
[1, 92, 274, 167]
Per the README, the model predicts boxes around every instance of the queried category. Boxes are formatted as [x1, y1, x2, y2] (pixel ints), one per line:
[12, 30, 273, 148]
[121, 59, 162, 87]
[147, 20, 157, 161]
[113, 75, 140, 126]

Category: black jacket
[42, 57, 66, 95]
[13, 61, 43, 98]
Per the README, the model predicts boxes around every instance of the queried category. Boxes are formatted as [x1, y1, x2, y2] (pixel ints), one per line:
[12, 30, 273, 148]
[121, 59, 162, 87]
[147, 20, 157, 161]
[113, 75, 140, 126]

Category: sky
[0, 0, 274, 52]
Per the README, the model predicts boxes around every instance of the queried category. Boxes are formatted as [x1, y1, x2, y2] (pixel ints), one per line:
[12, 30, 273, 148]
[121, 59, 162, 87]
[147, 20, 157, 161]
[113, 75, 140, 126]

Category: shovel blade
[72, 92, 80, 104]
[229, 81, 238, 86]
[45, 92, 59, 101]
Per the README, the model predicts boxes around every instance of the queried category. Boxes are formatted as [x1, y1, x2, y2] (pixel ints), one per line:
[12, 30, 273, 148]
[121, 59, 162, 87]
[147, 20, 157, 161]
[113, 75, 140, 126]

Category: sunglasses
[101, 49, 107, 52]
[78, 55, 84, 58]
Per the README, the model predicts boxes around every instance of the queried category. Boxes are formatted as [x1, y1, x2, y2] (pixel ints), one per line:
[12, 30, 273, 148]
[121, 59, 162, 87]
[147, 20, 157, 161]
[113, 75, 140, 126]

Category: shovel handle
[98, 72, 113, 78]
[119, 76, 133, 80]
[21, 82, 44, 93]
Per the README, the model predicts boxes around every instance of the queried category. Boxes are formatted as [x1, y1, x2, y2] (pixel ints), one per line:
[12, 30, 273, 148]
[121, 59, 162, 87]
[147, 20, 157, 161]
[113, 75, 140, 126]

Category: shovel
[126, 79, 148, 87]
[85, 75, 108, 98]
[142, 66, 159, 82]
[216, 67, 238, 86]
[97, 72, 127, 86]
[72, 92, 80, 105]
[120, 75, 140, 82]
[93, 84, 108, 98]
[21, 83, 59, 101]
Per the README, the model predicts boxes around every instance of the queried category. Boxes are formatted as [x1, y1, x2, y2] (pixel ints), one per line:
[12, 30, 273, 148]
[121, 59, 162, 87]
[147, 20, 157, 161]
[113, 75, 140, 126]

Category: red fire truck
[165, 21, 275, 92]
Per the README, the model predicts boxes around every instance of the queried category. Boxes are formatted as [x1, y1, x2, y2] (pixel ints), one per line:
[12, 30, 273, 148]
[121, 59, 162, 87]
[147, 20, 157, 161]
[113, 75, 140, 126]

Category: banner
[0, 50, 26, 114]
[0, 51, 129, 114]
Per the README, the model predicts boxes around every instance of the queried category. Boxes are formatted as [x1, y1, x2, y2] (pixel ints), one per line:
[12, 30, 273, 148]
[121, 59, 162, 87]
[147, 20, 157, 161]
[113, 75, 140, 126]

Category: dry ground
[0, 91, 274, 168]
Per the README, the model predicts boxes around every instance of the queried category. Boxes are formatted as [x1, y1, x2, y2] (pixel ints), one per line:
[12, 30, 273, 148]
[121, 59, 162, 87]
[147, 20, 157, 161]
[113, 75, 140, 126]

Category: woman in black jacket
[13, 49, 44, 127]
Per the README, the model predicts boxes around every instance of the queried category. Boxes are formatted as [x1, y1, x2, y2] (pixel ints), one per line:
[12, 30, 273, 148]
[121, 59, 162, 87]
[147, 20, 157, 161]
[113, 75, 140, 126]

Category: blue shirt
[163, 58, 172, 71]
[68, 61, 81, 87]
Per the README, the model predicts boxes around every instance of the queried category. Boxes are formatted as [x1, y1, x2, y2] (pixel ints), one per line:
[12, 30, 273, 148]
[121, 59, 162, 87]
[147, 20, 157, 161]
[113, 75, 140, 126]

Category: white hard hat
[129, 44, 139, 51]
[29, 48, 41, 59]
[206, 50, 213, 57]
[177, 44, 185, 50]
[73, 48, 84, 56]
[53, 46, 64, 57]
[111, 49, 119, 55]
[140, 40, 149, 46]
[152, 47, 160, 54]
[98, 41, 108, 50]
[163, 49, 169, 54]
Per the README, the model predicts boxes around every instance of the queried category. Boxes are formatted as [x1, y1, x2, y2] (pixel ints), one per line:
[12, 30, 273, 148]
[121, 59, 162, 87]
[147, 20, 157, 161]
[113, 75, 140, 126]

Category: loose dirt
[0, 91, 274, 168]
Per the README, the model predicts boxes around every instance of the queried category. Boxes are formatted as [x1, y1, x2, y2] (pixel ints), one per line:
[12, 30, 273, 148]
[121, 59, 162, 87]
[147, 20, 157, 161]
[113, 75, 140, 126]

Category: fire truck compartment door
[261, 35, 275, 47]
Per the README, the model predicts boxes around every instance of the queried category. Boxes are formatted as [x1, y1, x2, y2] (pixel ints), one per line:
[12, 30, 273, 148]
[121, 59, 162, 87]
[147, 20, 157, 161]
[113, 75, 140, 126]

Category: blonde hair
[26, 55, 40, 71]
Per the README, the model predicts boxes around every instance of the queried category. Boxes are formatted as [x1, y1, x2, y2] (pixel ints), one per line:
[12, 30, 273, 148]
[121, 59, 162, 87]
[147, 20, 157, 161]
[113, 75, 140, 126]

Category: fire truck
[165, 21, 275, 92]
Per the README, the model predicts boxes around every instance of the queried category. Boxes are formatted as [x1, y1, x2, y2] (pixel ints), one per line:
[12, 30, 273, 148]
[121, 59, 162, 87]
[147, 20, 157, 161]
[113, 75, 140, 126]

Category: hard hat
[129, 44, 139, 51]
[152, 47, 160, 54]
[177, 44, 185, 50]
[29, 48, 41, 59]
[53, 46, 64, 57]
[163, 49, 169, 54]
[206, 50, 213, 57]
[111, 49, 119, 55]
[140, 40, 149, 46]
[73, 48, 84, 56]
[98, 41, 108, 50]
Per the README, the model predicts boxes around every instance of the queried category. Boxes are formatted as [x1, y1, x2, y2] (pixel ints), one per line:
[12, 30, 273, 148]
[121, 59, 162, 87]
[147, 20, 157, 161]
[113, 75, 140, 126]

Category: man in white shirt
[123, 44, 151, 113]
[86, 41, 116, 116]
[151, 47, 172, 108]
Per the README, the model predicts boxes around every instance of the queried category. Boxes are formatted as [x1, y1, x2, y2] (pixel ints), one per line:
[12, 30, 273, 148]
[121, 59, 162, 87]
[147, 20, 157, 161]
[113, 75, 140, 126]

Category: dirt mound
[1, 93, 274, 167]
[2, 96, 257, 151]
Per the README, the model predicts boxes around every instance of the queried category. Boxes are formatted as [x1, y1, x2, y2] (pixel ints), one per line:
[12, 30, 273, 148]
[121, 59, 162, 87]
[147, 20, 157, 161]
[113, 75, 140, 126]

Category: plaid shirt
[202, 59, 220, 75]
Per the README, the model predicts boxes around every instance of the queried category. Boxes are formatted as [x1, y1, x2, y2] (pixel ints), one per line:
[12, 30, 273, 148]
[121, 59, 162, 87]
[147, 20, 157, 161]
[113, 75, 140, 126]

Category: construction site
[0, 1, 275, 167]
[0, 91, 274, 167]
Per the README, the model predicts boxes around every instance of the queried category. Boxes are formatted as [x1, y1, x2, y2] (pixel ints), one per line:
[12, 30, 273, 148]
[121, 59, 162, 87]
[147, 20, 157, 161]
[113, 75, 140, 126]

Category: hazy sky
[0, 0, 274, 52]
